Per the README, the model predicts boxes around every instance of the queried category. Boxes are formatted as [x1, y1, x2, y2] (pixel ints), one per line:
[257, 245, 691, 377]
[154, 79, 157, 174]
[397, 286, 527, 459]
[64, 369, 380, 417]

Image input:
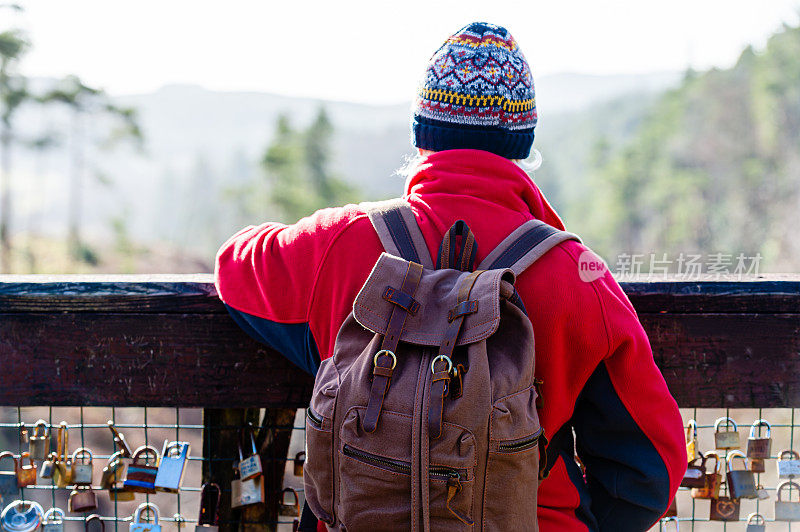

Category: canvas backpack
[303, 199, 580, 531]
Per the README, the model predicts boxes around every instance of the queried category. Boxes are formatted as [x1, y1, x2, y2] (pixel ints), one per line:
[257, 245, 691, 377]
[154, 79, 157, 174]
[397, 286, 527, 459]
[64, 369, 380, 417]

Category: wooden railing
[0, 274, 798, 529]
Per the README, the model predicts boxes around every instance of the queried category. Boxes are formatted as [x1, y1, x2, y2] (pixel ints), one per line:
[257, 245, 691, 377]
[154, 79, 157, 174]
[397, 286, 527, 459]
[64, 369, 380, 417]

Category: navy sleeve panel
[571, 363, 671, 531]
[224, 304, 321, 376]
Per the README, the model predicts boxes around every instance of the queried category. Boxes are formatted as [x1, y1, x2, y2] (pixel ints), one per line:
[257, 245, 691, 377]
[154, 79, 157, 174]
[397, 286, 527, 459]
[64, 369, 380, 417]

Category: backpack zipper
[496, 428, 543, 453]
[306, 406, 323, 428]
[342, 444, 464, 481]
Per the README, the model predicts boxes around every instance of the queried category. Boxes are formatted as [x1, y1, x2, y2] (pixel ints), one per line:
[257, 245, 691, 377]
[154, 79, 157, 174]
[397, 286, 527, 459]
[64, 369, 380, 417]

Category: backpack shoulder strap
[477, 219, 581, 275]
[363, 199, 434, 269]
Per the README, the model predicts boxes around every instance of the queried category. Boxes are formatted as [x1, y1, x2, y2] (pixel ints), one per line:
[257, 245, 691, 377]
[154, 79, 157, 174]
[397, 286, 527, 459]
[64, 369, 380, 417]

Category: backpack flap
[353, 253, 514, 346]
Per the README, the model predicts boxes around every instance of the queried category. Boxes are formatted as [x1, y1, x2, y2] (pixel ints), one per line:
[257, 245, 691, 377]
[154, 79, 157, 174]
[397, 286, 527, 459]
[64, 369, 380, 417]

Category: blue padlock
[154, 441, 190, 493]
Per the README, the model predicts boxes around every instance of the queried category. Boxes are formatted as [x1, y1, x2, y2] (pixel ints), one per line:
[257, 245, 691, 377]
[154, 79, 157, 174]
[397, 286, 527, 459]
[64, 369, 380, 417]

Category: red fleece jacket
[215, 149, 686, 531]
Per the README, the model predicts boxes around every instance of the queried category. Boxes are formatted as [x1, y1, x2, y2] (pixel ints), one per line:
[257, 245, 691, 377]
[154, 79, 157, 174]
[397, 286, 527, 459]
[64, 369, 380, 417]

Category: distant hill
[10, 71, 679, 264]
[578, 23, 800, 271]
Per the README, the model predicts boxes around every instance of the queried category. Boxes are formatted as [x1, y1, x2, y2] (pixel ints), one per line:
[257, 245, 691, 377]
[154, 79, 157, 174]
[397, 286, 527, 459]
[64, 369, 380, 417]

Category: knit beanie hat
[412, 22, 537, 159]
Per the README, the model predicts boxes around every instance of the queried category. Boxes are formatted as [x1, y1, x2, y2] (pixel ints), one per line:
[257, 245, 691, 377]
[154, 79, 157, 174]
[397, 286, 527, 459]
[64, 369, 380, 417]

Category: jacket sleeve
[570, 273, 686, 531]
[214, 206, 365, 375]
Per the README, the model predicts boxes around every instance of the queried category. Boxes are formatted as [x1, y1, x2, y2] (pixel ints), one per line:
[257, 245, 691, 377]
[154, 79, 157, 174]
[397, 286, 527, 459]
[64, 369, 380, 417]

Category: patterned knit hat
[412, 22, 536, 159]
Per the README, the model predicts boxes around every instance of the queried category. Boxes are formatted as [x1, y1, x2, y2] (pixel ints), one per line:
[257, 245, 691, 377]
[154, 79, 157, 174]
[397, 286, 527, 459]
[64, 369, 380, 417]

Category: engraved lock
[68, 486, 98, 513]
[747, 419, 772, 459]
[195, 483, 220, 532]
[42, 508, 65, 532]
[123, 446, 160, 494]
[0, 452, 21, 503]
[293, 451, 305, 477]
[14, 453, 36, 488]
[681, 453, 707, 488]
[714, 417, 740, 450]
[130, 503, 161, 532]
[40, 453, 56, 481]
[709, 482, 740, 522]
[662, 516, 679, 531]
[775, 481, 800, 521]
[279, 488, 300, 517]
[237, 424, 262, 481]
[690, 451, 721, 499]
[107, 421, 133, 458]
[746, 512, 767, 532]
[154, 441, 189, 493]
[53, 422, 73, 489]
[726, 450, 757, 499]
[778, 449, 800, 478]
[70, 448, 93, 486]
[85, 514, 105, 532]
[0, 500, 44, 532]
[686, 419, 698, 463]
[230, 465, 264, 508]
[28, 421, 50, 461]
[100, 451, 129, 490]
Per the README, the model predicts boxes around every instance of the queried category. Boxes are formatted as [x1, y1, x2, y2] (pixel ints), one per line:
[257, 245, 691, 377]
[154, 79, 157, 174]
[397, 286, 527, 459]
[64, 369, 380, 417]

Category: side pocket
[483, 386, 542, 532]
[303, 358, 339, 524]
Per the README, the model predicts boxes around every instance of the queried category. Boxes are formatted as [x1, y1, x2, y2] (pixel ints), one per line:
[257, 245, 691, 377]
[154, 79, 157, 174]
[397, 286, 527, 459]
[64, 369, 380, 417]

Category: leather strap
[446, 475, 474, 525]
[365, 199, 435, 269]
[363, 261, 424, 433]
[477, 219, 581, 275]
[436, 220, 478, 272]
[428, 271, 482, 439]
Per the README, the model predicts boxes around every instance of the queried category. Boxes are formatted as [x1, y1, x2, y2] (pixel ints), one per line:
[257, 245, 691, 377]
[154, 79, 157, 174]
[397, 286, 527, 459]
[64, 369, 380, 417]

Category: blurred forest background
[1, 7, 800, 273]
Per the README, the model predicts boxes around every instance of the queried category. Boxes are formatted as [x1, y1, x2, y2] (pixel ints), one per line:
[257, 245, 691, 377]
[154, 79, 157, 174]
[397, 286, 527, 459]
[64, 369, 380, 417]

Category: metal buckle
[373, 350, 397, 370]
[430, 354, 453, 374]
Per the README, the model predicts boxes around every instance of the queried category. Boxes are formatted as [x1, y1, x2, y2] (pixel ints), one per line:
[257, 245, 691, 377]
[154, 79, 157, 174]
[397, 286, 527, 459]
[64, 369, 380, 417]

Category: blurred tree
[0, 28, 29, 272]
[43, 75, 143, 263]
[262, 106, 359, 222]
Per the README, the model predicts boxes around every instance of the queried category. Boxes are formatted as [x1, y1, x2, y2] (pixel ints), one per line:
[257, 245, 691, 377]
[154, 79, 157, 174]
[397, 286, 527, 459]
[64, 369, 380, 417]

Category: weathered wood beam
[0, 275, 796, 408]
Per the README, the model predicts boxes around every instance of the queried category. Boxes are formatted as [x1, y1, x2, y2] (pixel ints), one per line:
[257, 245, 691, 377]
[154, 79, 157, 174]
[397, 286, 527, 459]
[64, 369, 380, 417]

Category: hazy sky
[8, 0, 800, 104]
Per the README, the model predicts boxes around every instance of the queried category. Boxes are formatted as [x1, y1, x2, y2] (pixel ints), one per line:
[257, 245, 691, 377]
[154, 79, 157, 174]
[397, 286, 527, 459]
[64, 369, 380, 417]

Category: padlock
[107, 421, 133, 458]
[747, 419, 772, 459]
[709, 483, 740, 521]
[237, 424, 262, 481]
[85, 514, 104, 532]
[68, 487, 98, 513]
[0, 452, 21, 504]
[231, 466, 264, 508]
[0, 500, 44, 532]
[750, 457, 765, 474]
[195, 483, 220, 532]
[686, 419, 698, 463]
[42, 508, 65, 532]
[690, 451, 721, 499]
[129, 503, 162, 532]
[294, 451, 305, 477]
[726, 450, 757, 499]
[756, 483, 769, 500]
[108, 485, 136, 502]
[17, 424, 28, 450]
[745, 512, 767, 532]
[53, 422, 73, 489]
[28, 421, 50, 461]
[713, 417, 740, 449]
[778, 449, 800, 478]
[279, 488, 300, 517]
[662, 516, 679, 531]
[776, 481, 800, 521]
[664, 496, 677, 517]
[100, 452, 129, 490]
[681, 453, 707, 488]
[154, 441, 189, 493]
[70, 448, 93, 486]
[15, 453, 37, 488]
[40, 453, 57, 481]
[123, 446, 159, 494]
